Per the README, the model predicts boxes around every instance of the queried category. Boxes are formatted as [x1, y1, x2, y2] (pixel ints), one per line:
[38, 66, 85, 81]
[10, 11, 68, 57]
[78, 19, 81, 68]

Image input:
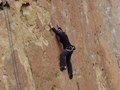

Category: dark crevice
[20, 2, 30, 16]
[21, 3, 30, 9]
[102, 69, 104, 71]
[0, 1, 10, 10]
[0, 2, 3, 9]
[51, 85, 57, 90]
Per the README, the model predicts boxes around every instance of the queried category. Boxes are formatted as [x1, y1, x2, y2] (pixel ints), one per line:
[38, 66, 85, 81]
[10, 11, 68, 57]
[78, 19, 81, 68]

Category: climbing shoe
[60, 67, 66, 71]
[69, 73, 73, 79]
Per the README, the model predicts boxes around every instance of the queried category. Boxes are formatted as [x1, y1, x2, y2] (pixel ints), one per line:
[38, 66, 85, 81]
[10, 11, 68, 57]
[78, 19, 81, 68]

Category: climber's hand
[49, 23, 53, 28]
[57, 23, 60, 28]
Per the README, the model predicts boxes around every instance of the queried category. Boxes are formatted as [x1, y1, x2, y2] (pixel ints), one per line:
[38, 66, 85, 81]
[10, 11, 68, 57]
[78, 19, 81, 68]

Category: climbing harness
[2, 1, 22, 90]
[65, 45, 76, 52]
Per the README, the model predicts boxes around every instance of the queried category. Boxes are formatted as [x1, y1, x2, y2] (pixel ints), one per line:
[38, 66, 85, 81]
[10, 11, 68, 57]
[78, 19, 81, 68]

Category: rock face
[0, 0, 120, 90]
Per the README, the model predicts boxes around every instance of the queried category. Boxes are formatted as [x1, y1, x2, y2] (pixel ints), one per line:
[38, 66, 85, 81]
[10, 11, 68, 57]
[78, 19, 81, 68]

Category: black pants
[60, 49, 73, 74]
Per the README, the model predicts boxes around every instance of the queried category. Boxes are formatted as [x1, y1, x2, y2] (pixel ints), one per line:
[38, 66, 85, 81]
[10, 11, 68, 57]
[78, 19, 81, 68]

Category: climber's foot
[69, 73, 73, 79]
[60, 66, 66, 71]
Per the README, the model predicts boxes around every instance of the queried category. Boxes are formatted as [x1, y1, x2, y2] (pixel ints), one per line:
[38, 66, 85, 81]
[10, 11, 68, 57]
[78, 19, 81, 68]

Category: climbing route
[2, 1, 22, 90]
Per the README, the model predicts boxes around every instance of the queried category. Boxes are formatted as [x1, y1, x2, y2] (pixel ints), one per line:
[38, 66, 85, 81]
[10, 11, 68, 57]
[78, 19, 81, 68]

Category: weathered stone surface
[0, 0, 120, 90]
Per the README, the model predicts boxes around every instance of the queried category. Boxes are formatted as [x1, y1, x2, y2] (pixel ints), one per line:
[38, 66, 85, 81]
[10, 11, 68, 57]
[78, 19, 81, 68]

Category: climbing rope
[2, 1, 22, 90]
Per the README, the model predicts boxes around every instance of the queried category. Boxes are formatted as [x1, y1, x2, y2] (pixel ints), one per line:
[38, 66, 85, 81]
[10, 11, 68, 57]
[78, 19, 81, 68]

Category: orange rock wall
[0, 0, 120, 90]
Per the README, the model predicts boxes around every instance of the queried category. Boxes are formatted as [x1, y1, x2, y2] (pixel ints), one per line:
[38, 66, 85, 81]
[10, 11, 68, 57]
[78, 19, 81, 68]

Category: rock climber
[49, 23, 75, 79]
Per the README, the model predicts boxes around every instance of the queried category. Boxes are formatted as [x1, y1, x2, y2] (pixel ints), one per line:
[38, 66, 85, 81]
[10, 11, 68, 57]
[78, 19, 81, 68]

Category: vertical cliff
[0, 0, 120, 90]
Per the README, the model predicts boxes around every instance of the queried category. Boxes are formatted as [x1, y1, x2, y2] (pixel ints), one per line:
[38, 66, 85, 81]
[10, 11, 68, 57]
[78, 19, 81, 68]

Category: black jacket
[52, 27, 71, 49]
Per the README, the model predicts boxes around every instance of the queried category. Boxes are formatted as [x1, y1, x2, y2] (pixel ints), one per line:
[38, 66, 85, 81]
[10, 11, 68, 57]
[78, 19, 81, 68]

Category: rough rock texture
[0, 0, 120, 90]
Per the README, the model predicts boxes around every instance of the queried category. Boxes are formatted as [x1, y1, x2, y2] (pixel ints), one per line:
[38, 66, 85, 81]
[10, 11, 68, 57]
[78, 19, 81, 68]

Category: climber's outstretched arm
[57, 23, 63, 31]
[49, 23, 62, 37]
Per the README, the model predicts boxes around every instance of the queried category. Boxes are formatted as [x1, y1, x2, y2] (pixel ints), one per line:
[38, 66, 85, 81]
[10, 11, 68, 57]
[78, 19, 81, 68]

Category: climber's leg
[60, 49, 69, 71]
[66, 51, 73, 79]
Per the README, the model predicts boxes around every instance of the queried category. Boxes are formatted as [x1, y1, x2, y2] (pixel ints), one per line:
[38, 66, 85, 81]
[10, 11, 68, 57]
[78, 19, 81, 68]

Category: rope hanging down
[2, 1, 22, 90]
